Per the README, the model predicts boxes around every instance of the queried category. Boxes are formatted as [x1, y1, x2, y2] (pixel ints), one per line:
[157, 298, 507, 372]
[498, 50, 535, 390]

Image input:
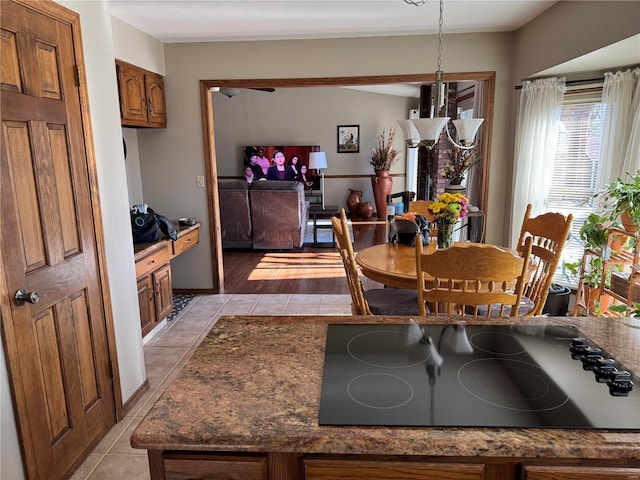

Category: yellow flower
[427, 193, 469, 222]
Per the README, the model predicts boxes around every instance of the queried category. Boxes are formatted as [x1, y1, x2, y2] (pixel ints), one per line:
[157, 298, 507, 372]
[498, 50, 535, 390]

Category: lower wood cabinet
[137, 263, 172, 337]
[304, 459, 485, 479]
[137, 274, 156, 337]
[521, 465, 640, 480]
[135, 243, 173, 336]
[134, 224, 200, 337]
[151, 451, 640, 480]
[163, 453, 267, 480]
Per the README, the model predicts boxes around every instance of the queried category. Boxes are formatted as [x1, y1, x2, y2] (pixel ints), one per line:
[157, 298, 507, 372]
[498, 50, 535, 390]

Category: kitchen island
[131, 315, 640, 479]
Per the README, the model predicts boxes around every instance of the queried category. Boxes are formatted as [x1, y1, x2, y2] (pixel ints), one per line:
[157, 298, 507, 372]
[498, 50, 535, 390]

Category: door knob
[15, 289, 40, 306]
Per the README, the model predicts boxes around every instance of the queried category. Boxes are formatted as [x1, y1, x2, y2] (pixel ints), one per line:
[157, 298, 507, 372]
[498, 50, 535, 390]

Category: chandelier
[397, 0, 484, 151]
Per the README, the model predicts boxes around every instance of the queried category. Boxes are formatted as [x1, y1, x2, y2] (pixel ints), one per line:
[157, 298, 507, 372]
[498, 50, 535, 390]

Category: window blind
[548, 97, 606, 286]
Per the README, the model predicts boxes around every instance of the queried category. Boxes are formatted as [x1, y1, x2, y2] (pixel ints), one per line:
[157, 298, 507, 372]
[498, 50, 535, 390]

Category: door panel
[1, 1, 117, 478]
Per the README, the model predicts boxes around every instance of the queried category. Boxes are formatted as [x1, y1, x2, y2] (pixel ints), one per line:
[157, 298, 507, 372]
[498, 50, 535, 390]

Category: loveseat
[219, 179, 309, 250]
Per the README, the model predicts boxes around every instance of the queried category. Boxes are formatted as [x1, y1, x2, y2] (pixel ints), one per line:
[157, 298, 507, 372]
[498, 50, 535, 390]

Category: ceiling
[106, 0, 558, 43]
[106, 0, 639, 96]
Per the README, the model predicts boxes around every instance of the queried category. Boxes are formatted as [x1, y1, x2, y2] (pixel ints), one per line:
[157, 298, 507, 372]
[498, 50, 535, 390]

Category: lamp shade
[412, 117, 451, 143]
[452, 118, 484, 142]
[308, 151, 327, 170]
[396, 120, 421, 145]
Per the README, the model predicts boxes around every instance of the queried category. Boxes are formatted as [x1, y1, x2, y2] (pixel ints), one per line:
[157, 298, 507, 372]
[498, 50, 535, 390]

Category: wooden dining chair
[415, 235, 533, 318]
[515, 204, 573, 316]
[332, 208, 419, 315]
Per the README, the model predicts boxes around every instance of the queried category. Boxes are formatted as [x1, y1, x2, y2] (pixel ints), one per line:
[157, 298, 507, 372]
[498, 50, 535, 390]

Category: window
[547, 88, 606, 285]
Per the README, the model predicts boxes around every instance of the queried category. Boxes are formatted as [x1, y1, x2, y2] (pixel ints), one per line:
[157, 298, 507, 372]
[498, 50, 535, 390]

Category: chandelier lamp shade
[398, 0, 484, 151]
[308, 151, 328, 210]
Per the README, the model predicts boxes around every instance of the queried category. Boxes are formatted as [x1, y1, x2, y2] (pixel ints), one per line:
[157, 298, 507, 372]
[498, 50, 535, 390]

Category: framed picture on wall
[337, 125, 359, 153]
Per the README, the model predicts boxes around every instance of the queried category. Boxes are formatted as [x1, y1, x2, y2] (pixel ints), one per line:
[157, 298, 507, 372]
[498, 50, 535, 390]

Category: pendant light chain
[437, 0, 443, 75]
[398, 0, 484, 151]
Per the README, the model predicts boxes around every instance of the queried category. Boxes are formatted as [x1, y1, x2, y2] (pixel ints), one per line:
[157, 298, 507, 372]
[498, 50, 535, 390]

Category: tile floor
[70, 293, 352, 480]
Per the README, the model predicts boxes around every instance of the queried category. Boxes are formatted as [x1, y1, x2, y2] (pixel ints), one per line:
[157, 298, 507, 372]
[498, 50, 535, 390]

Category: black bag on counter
[155, 211, 178, 241]
[130, 206, 178, 243]
[131, 212, 159, 243]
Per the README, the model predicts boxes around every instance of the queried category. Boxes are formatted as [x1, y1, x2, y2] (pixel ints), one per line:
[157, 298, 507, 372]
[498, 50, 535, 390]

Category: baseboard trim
[172, 288, 215, 294]
[122, 379, 150, 417]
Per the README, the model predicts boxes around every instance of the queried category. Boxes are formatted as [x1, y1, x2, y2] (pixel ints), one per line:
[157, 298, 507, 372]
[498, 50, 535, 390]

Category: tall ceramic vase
[346, 189, 362, 218]
[371, 170, 393, 219]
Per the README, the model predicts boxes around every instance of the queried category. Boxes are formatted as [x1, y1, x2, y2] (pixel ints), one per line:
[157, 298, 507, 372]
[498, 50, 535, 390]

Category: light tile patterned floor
[70, 294, 351, 480]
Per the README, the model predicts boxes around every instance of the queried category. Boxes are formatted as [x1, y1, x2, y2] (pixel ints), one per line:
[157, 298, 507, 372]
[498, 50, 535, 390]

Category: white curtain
[598, 68, 640, 186]
[510, 77, 566, 246]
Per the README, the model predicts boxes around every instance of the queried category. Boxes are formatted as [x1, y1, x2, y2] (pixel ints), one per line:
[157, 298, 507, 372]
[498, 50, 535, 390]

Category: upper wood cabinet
[116, 60, 167, 128]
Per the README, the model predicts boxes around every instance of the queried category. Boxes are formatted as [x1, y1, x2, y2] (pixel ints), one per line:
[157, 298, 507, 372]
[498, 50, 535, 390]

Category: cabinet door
[522, 465, 640, 479]
[137, 275, 156, 337]
[145, 72, 167, 127]
[116, 61, 148, 126]
[304, 459, 485, 480]
[153, 263, 173, 321]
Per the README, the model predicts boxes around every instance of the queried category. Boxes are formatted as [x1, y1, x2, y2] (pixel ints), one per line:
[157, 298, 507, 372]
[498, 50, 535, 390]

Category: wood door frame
[0, 1, 123, 475]
[200, 72, 495, 292]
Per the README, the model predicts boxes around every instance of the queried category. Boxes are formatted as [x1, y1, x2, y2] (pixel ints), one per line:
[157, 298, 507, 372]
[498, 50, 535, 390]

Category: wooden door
[1, 1, 117, 478]
[116, 60, 148, 125]
[146, 71, 167, 127]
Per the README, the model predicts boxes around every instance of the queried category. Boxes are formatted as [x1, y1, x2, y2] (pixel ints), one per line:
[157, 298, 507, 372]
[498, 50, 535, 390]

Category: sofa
[218, 179, 253, 248]
[219, 179, 309, 250]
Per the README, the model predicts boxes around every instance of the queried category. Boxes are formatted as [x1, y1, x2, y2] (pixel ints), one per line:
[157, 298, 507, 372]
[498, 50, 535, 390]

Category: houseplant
[599, 170, 640, 233]
[370, 128, 400, 218]
[564, 256, 619, 314]
[426, 192, 469, 248]
[578, 213, 625, 253]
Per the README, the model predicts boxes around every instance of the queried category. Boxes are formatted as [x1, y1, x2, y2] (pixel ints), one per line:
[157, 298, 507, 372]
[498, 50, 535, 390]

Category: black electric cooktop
[318, 324, 640, 429]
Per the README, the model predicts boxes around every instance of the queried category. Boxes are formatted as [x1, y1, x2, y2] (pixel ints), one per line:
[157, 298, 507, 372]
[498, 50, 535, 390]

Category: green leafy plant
[579, 213, 609, 250]
[609, 302, 640, 317]
[563, 257, 617, 289]
[600, 170, 640, 228]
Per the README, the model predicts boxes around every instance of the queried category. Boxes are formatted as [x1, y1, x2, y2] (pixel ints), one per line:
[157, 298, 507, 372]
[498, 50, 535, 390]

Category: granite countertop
[131, 315, 640, 460]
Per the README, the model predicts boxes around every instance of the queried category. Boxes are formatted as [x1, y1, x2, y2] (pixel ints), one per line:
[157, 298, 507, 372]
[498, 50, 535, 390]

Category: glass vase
[436, 220, 456, 249]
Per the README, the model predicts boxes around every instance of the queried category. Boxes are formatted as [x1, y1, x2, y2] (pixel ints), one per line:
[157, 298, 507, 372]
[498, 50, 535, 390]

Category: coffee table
[308, 204, 339, 247]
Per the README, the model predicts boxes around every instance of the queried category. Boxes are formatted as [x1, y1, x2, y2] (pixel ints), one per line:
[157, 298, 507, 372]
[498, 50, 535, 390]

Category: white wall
[1, 2, 147, 478]
[124, 128, 144, 205]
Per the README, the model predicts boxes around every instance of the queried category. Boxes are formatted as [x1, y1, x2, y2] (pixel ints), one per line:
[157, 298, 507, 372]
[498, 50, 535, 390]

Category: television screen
[242, 145, 321, 189]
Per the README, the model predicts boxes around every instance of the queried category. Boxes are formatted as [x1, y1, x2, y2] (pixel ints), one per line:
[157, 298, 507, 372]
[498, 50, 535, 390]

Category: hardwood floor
[222, 220, 388, 294]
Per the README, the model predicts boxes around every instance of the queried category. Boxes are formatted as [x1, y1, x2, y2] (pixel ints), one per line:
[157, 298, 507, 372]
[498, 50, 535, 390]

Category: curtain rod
[514, 77, 603, 90]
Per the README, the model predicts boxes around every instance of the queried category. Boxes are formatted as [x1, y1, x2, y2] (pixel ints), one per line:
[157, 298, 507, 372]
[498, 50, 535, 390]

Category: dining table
[355, 242, 434, 290]
[355, 241, 526, 290]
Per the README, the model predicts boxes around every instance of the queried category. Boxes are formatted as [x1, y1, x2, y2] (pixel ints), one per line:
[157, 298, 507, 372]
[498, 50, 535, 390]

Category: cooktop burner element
[318, 324, 640, 429]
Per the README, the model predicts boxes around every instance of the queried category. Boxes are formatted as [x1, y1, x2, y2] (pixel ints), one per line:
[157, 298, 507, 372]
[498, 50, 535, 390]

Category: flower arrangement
[441, 147, 480, 185]
[427, 192, 469, 223]
[370, 128, 400, 171]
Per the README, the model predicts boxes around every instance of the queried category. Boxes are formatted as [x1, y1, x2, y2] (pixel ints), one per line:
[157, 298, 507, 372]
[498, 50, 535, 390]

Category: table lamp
[308, 152, 328, 210]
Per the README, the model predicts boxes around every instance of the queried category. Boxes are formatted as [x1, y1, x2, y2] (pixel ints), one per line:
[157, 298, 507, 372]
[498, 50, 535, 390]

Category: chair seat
[473, 296, 536, 317]
[364, 288, 420, 315]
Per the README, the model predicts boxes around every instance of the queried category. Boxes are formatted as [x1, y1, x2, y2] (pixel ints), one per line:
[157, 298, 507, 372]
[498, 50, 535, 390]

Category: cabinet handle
[148, 99, 154, 114]
[146, 259, 156, 267]
[184, 238, 191, 244]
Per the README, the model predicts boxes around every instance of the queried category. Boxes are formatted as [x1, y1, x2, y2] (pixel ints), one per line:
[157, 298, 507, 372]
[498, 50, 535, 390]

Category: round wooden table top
[355, 242, 435, 290]
[356, 242, 527, 290]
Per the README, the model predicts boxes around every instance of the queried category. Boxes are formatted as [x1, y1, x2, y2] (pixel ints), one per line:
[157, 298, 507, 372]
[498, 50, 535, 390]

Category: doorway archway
[200, 72, 495, 292]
